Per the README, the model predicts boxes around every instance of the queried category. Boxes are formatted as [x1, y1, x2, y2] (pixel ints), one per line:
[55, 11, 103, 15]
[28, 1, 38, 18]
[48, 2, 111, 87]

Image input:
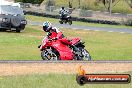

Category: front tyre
[82, 49, 92, 61]
[41, 48, 60, 60]
[59, 20, 63, 24]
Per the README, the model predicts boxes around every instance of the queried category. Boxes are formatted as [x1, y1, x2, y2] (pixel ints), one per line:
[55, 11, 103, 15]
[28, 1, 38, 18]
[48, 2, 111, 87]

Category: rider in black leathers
[59, 7, 69, 21]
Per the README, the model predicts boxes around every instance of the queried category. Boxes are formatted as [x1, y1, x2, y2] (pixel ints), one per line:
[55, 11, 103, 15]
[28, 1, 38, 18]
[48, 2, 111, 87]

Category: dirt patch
[0, 63, 132, 76]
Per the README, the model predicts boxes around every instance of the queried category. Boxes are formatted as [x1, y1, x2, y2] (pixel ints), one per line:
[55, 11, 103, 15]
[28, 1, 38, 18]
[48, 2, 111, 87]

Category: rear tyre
[41, 48, 60, 60]
[68, 20, 72, 25]
[11, 17, 21, 27]
[16, 28, 21, 33]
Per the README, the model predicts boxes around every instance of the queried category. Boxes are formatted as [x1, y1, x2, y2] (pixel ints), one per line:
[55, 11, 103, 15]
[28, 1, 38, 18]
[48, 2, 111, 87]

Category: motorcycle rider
[42, 21, 64, 39]
[42, 21, 71, 45]
[38, 21, 83, 60]
[59, 7, 69, 20]
[40, 21, 78, 51]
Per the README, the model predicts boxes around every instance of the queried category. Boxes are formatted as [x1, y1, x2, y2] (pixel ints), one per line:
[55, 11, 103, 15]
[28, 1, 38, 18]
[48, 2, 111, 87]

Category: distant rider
[59, 7, 69, 20]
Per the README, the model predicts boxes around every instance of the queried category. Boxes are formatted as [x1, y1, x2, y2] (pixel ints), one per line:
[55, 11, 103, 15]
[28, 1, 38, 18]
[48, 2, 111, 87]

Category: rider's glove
[53, 37, 58, 40]
[38, 45, 41, 48]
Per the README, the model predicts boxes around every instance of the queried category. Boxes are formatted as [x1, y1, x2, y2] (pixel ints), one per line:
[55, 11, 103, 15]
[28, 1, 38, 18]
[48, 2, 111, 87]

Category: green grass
[0, 25, 132, 60]
[0, 73, 132, 88]
[26, 15, 132, 29]
[0, 26, 43, 60]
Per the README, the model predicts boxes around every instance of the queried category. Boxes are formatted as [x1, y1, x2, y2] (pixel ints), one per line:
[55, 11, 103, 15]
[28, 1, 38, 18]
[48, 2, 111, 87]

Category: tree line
[15, 0, 132, 10]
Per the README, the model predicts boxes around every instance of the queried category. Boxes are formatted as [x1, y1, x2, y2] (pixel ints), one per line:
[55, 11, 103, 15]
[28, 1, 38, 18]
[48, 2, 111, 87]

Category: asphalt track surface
[28, 20, 132, 34]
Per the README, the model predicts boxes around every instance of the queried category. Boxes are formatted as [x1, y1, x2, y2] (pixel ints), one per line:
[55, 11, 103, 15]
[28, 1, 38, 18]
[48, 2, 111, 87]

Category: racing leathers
[59, 9, 68, 20]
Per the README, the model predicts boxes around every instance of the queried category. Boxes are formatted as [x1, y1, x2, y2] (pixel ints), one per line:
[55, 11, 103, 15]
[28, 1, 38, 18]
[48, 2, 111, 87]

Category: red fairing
[40, 37, 49, 51]
[48, 31, 63, 39]
[51, 40, 74, 60]
[59, 38, 72, 45]
[71, 38, 80, 45]
[57, 32, 63, 39]
[48, 31, 57, 39]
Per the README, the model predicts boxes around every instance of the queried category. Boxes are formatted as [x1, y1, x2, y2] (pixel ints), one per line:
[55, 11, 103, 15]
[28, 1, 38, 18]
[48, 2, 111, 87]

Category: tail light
[21, 20, 27, 24]
[2, 18, 8, 22]
[0, 18, 2, 21]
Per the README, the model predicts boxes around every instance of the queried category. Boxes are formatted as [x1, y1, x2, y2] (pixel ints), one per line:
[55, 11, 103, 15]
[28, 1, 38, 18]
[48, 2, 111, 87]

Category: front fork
[73, 46, 84, 60]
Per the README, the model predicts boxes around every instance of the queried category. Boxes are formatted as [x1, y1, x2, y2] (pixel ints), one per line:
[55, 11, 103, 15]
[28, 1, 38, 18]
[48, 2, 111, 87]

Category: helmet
[43, 21, 52, 32]
[61, 6, 64, 10]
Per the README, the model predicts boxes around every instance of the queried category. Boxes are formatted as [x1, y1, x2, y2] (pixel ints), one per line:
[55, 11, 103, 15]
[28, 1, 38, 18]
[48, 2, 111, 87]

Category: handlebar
[48, 38, 58, 41]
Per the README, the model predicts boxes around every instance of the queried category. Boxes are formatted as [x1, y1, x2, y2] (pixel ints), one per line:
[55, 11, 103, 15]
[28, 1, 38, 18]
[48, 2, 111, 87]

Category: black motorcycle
[59, 15, 72, 25]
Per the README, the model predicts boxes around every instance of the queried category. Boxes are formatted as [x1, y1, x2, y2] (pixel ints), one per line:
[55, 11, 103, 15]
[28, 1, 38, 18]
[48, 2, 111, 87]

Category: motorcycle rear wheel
[41, 48, 60, 60]
[68, 20, 72, 25]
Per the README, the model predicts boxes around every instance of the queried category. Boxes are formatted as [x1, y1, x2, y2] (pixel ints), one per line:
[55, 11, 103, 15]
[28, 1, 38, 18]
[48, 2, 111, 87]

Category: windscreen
[0, 5, 24, 15]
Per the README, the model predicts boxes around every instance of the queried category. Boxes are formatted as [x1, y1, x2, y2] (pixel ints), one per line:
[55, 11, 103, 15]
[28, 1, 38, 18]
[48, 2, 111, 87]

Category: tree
[95, 0, 121, 13]
[68, 1, 72, 8]
[125, 0, 132, 8]
[96, 0, 115, 11]
[45, 0, 55, 7]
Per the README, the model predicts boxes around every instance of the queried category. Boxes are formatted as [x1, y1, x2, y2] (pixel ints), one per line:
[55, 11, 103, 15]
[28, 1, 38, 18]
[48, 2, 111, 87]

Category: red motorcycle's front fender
[40, 37, 51, 51]
[71, 38, 80, 45]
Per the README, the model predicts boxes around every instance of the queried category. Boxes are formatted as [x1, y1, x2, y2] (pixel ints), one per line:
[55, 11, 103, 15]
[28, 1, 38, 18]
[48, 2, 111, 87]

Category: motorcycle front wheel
[81, 49, 92, 61]
[41, 48, 60, 60]
[59, 20, 63, 24]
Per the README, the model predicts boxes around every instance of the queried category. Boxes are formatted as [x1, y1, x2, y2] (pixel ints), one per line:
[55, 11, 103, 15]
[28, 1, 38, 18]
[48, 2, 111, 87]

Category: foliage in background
[45, 0, 55, 7]
[125, 19, 132, 26]
[95, 0, 116, 12]
[15, 0, 132, 13]
[48, 0, 132, 13]
[125, 0, 132, 8]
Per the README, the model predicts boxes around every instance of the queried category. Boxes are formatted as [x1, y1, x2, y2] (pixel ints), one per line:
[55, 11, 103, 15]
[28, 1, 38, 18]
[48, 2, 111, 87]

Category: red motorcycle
[39, 37, 91, 60]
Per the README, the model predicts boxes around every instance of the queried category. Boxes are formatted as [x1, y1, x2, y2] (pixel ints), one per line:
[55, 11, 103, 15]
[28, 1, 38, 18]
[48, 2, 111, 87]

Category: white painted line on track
[94, 30, 100, 31]
[108, 31, 114, 32]
[120, 32, 125, 34]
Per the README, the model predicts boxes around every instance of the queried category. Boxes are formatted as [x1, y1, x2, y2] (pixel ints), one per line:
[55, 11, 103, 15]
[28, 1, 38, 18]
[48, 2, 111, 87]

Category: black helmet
[61, 7, 64, 10]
